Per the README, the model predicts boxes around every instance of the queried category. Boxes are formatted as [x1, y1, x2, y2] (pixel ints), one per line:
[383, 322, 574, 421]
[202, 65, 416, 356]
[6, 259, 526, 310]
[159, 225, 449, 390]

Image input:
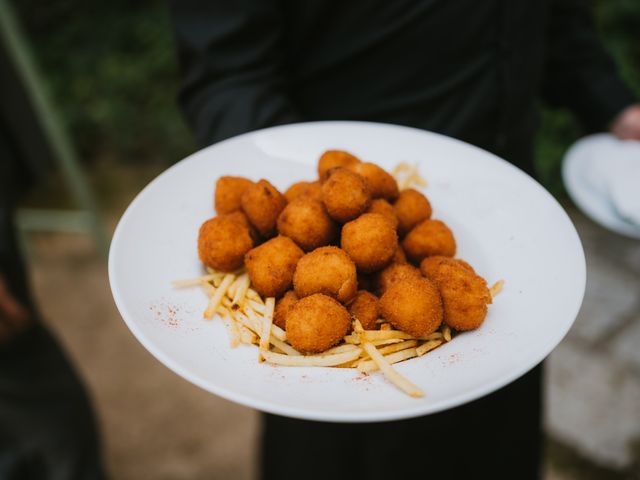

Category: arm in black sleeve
[169, 1, 301, 146]
[541, 0, 636, 132]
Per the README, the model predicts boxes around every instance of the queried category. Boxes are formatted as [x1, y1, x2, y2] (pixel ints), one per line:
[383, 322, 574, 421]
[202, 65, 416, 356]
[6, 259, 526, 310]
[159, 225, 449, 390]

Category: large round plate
[563, 133, 640, 239]
[109, 121, 585, 422]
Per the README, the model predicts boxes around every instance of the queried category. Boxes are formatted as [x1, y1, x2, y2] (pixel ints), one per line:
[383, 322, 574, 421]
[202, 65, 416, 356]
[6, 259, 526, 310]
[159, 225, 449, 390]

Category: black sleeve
[541, 0, 636, 132]
[169, 1, 301, 146]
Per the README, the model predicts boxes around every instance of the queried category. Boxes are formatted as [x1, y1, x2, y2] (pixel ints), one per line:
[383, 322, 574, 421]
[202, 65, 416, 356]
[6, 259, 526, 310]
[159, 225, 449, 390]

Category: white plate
[563, 133, 640, 239]
[109, 121, 586, 422]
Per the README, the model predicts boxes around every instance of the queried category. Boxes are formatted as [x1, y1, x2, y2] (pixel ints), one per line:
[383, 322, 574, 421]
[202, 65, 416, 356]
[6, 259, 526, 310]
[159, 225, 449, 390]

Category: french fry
[379, 323, 393, 331]
[361, 330, 414, 342]
[421, 332, 443, 341]
[262, 348, 361, 367]
[238, 324, 258, 345]
[378, 339, 418, 356]
[490, 279, 504, 298]
[358, 347, 419, 373]
[232, 273, 250, 306]
[270, 336, 301, 356]
[361, 342, 424, 397]
[247, 300, 266, 314]
[323, 344, 362, 355]
[416, 339, 443, 356]
[246, 288, 263, 302]
[443, 326, 452, 342]
[258, 298, 275, 361]
[204, 274, 234, 319]
[172, 274, 220, 288]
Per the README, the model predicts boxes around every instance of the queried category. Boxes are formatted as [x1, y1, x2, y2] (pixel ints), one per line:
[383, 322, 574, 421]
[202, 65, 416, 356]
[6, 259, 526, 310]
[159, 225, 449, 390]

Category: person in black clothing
[0, 37, 105, 480]
[169, 1, 639, 478]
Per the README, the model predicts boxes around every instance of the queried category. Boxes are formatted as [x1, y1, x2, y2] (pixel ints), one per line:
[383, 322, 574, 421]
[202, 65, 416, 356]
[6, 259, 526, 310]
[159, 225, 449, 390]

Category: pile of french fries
[173, 163, 503, 398]
[174, 267, 495, 398]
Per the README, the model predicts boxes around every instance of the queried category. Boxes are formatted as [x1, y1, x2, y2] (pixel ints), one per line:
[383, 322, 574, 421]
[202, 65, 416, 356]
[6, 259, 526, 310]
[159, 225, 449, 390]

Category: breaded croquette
[241, 179, 287, 237]
[365, 198, 399, 230]
[347, 290, 380, 330]
[198, 214, 254, 272]
[273, 290, 299, 330]
[402, 219, 456, 263]
[244, 236, 304, 298]
[393, 188, 432, 235]
[215, 176, 254, 214]
[341, 213, 398, 273]
[348, 162, 399, 201]
[293, 246, 357, 303]
[420, 257, 491, 331]
[277, 197, 337, 251]
[321, 168, 370, 223]
[373, 262, 422, 296]
[284, 180, 322, 203]
[379, 277, 443, 337]
[317, 150, 361, 182]
[286, 294, 351, 353]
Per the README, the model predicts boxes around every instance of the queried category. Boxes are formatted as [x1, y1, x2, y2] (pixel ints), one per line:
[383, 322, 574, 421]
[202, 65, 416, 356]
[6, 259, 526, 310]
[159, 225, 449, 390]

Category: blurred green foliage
[14, 0, 639, 196]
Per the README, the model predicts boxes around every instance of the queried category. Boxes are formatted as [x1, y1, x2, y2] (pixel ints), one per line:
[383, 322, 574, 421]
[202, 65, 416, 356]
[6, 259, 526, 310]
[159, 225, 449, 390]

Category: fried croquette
[365, 199, 399, 230]
[273, 290, 298, 330]
[341, 213, 398, 273]
[198, 214, 254, 272]
[420, 255, 473, 280]
[244, 236, 304, 298]
[321, 168, 370, 223]
[317, 150, 361, 182]
[241, 179, 287, 237]
[402, 219, 456, 263]
[394, 188, 432, 235]
[373, 262, 422, 296]
[379, 277, 443, 337]
[347, 290, 380, 330]
[420, 258, 491, 331]
[284, 181, 322, 203]
[214, 176, 254, 214]
[277, 198, 337, 251]
[347, 162, 399, 201]
[286, 293, 351, 353]
[293, 246, 357, 303]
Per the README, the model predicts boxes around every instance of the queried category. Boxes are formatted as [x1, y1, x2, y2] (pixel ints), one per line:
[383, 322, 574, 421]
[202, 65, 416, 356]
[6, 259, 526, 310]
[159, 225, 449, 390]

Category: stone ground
[18, 166, 640, 479]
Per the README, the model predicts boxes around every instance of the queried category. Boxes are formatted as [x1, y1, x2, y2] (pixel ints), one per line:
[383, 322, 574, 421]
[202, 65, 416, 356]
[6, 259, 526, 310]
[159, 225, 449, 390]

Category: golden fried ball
[379, 277, 443, 337]
[402, 219, 456, 263]
[348, 290, 380, 330]
[286, 294, 351, 353]
[347, 162, 399, 201]
[420, 258, 491, 331]
[277, 198, 338, 251]
[373, 262, 422, 296]
[420, 256, 473, 280]
[284, 181, 322, 203]
[273, 290, 298, 330]
[214, 176, 254, 214]
[244, 236, 304, 298]
[365, 199, 399, 230]
[317, 150, 361, 182]
[293, 246, 357, 303]
[394, 188, 432, 235]
[321, 168, 370, 223]
[198, 214, 254, 272]
[240, 179, 287, 237]
[341, 213, 398, 273]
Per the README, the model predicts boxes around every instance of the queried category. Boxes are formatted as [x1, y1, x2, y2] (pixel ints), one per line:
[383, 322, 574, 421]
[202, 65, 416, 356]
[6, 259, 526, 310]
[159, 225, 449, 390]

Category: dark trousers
[262, 364, 542, 480]
[0, 206, 105, 480]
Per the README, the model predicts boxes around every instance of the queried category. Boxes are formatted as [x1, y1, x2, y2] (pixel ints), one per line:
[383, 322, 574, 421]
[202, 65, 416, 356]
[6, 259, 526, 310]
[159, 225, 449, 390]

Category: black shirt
[171, 0, 635, 174]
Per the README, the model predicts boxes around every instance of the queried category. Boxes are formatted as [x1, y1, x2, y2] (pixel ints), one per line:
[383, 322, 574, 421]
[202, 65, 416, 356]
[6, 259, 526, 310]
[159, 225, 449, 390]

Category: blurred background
[5, 0, 640, 478]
